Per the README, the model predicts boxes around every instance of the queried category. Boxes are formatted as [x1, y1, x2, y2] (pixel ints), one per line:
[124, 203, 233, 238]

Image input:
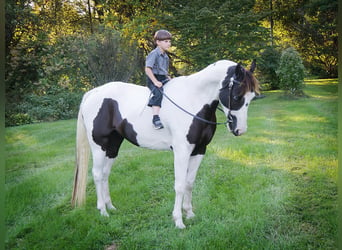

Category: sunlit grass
[305, 78, 337, 84]
[5, 79, 337, 249]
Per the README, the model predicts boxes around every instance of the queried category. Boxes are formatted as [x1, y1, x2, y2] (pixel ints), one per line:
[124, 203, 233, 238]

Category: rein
[152, 80, 237, 125]
[157, 88, 228, 125]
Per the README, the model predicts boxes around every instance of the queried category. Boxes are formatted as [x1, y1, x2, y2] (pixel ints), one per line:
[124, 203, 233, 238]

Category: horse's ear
[250, 59, 256, 73]
[235, 63, 245, 81]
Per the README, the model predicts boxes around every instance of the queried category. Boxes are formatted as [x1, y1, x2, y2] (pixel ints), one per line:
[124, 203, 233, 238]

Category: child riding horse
[72, 60, 259, 229]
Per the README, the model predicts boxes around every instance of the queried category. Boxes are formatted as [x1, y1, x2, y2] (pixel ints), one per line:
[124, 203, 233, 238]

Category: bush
[276, 47, 305, 96]
[5, 113, 33, 127]
[5, 28, 144, 127]
[5, 91, 83, 126]
[25, 91, 83, 122]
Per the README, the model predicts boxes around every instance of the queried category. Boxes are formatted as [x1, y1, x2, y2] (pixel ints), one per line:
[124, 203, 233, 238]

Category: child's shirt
[146, 47, 169, 76]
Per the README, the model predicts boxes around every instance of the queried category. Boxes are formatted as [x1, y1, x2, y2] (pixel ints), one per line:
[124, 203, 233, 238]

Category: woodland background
[5, 0, 338, 126]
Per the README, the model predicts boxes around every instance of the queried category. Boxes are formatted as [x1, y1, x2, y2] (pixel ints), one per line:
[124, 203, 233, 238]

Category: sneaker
[153, 117, 164, 129]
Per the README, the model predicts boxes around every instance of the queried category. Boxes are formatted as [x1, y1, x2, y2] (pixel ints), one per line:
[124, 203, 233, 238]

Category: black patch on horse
[219, 64, 246, 110]
[92, 98, 139, 158]
[186, 101, 219, 156]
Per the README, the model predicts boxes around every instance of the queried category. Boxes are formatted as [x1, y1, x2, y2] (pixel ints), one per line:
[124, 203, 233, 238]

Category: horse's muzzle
[232, 129, 241, 136]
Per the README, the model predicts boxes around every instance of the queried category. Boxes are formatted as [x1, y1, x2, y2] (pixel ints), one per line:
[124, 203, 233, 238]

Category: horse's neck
[185, 64, 227, 100]
[167, 61, 232, 106]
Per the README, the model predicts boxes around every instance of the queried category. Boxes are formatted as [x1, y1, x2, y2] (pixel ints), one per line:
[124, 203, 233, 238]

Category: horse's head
[219, 60, 259, 136]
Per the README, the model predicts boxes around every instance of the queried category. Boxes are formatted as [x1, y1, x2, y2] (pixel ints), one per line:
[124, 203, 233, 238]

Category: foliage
[255, 0, 338, 77]
[84, 28, 142, 86]
[35, 36, 91, 93]
[161, 0, 269, 72]
[5, 0, 38, 52]
[4, 0, 338, 126]
[5, 90, 83, 127]
[6, 113, 33, 127]
[34, 28, 142, 89]
[5, 35, 86, 126]
[5, 80, 338, 249]
[257, 46, 281, 90]
[5, 33, 49, 102]
[5, 28, 144, 126]
[276, 47, 305, 96]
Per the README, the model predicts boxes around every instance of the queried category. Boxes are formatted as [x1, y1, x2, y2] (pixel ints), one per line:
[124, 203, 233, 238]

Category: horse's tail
[71, 108, 90, 207]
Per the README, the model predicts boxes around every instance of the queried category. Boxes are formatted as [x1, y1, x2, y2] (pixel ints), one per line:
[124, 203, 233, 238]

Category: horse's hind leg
[183, 154, 203, 219]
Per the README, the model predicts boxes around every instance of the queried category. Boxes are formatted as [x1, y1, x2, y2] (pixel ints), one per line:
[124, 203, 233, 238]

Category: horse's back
[79, 81, 174, 150]
[81, 82, 148, 114]
[83, 82, 148, 104]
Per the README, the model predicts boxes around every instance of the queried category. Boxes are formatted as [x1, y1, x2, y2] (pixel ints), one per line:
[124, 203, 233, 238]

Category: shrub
[5, 91, 83, 126]
[5, 113, 33, 127]
[276, 47, 305, 96]
[24, 91, 83, 122]
[5, 28, 144, 126]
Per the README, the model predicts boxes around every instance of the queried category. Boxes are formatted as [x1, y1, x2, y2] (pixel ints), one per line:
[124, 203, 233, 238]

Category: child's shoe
[152, 115, 164, 129]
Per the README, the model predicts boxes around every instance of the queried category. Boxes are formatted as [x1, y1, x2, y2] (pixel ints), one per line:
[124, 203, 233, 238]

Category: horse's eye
[233, 96, 239, 101]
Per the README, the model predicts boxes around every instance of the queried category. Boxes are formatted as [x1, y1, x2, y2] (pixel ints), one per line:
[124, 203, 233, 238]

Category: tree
[5, 0, 338, 126]
[266, 0, 337, 77]
[161, 0, 269, 72]
[84, 28, 140, 85]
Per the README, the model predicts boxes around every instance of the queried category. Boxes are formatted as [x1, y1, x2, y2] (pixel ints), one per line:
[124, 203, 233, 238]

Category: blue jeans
[147, 74, 169, 107]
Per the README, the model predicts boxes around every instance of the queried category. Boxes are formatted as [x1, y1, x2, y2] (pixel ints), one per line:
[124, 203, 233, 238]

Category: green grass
[5, 79, 338, 249]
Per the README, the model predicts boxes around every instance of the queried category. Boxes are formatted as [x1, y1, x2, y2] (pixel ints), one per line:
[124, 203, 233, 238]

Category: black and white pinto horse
[72, 60, 259, 229]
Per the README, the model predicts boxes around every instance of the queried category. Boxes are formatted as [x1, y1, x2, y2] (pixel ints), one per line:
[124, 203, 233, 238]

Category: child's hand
[154, 81, 163, 88]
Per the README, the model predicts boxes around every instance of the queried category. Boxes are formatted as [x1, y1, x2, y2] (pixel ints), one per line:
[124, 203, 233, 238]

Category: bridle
[219, 75, 242, 127]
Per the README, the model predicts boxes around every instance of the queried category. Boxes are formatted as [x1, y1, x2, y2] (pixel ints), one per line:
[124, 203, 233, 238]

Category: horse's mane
[222, 63, 260, 96]
[241, 70, 260, 95]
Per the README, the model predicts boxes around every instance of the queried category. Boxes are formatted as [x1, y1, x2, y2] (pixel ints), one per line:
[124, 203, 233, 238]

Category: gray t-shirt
[146, 47, 169, 75]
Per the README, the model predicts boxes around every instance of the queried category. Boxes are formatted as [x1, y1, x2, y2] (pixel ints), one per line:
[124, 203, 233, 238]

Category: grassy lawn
[5, 79, 338, 249]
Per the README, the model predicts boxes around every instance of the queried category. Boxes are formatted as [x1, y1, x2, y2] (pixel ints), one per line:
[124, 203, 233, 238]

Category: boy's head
[154, 30, 172, 44]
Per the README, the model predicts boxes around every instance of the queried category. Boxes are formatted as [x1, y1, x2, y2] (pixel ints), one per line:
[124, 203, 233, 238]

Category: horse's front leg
[172, 148, 191, 229]
[183, 154, 204, 219]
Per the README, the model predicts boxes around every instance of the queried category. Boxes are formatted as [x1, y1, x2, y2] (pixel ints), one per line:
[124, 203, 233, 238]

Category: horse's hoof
[186, 211, 195, 219]
[100, 209, 109, 217]
[106, 203, 116, 210]
[175, 220, 186, 229]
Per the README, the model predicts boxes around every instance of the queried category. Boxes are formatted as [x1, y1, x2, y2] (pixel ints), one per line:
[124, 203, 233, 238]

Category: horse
[71, 60, 259, 229]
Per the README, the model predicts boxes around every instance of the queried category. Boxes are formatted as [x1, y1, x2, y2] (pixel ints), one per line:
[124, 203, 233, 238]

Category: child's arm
[145, 67, 163, 88]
